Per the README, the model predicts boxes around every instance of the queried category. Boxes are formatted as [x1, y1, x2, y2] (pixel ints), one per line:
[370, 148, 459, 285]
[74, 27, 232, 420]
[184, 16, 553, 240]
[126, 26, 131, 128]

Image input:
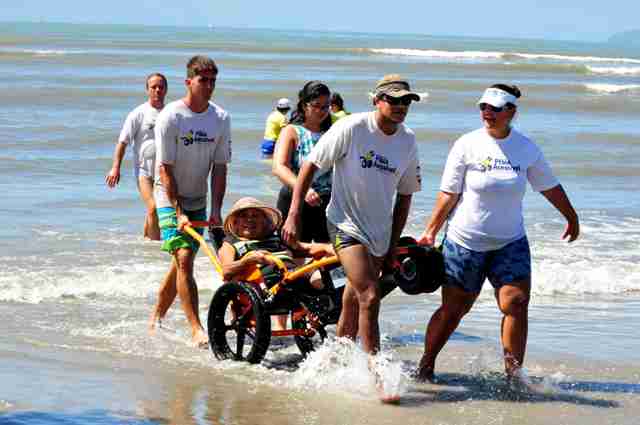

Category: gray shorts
[326, 222, 363, 252]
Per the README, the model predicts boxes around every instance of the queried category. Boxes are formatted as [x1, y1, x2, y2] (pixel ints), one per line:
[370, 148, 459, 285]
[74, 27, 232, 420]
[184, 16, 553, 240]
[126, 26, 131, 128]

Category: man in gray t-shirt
[282, 74, 422, 402]
[149, 56, 231, 348]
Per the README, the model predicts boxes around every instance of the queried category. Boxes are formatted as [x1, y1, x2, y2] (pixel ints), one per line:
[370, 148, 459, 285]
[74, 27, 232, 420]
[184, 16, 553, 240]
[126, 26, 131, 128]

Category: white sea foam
[290, 337, 408, 400]
[0, 47, 83, 56]
[369, 48, 640, 64]
[584, 83, 640, 94]
[370, 48, 504, 60]
[586, 65, 640, 76]
[0, 254, 222, 304]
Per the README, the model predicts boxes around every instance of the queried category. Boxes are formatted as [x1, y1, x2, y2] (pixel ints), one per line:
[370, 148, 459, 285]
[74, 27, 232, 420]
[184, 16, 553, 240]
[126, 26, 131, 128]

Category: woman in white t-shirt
[415, 84, 580, 384]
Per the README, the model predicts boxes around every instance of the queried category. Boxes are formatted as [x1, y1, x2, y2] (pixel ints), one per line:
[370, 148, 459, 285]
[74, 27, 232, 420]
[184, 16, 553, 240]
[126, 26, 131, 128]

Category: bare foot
[369, 356, 401, 403]
[148, 313, 161, 335]
[191, 329, 209, 349]
[414, 365, 435, 383]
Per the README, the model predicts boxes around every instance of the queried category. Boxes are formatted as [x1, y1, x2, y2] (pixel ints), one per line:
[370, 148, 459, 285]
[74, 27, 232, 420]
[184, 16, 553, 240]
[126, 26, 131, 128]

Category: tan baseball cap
[375, 74, 421, 101]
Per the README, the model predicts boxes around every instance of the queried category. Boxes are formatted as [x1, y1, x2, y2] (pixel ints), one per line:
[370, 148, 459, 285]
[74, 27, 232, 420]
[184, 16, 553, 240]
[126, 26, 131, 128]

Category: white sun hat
[477, 87, 518, 108]
[276, 98, 291, 109]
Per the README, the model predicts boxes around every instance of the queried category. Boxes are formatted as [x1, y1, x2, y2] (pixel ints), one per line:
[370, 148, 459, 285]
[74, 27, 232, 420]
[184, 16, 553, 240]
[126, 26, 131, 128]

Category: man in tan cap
[281, 74, 423, 401]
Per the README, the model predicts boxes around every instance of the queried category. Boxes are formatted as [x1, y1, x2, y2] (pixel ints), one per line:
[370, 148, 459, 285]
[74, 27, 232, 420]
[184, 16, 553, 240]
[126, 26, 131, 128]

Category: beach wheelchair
[185, 224, 444, 364]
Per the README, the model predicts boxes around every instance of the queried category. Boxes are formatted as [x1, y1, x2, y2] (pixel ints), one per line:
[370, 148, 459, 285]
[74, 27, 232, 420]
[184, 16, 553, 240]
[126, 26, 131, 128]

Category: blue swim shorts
[442, 236, 531, 293]
[158, 207, 206, 254]
[261, 139, 275, 156]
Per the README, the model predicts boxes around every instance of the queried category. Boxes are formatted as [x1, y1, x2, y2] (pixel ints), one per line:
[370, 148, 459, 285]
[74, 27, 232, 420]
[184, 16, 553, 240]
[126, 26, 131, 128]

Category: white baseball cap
[477, 88, 517, 108]
[276, 98, 291, 109]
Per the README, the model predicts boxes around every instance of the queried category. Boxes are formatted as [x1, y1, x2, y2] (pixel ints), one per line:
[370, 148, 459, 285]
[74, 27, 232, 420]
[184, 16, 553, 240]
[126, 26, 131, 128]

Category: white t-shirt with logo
[308, 112, 422, 257]
[154, 100, 232, 210]
[441, 127, 558, 252]
[118, 102, 162, 178]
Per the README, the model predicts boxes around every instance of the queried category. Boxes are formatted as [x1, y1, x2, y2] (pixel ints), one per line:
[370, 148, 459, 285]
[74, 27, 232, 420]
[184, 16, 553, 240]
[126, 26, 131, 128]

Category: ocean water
[1, 22, 639, 424]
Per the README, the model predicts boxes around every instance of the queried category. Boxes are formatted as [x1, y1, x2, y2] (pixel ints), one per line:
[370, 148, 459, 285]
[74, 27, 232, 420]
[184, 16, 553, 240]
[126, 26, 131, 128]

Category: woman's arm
[540, 184, 580, 242]
[272, 125, 299, 189]
[417, 191, 460, 246]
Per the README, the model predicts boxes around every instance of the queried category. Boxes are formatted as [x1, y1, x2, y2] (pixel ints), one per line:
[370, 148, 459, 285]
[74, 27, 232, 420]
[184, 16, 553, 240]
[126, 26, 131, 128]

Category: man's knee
[174, 250, 194, 271]
[356, 280, 380, 310]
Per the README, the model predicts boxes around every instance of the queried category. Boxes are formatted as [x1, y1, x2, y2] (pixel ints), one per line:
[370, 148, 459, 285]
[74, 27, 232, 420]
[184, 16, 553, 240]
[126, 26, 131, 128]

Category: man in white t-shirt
[282, 74, 422, 401]
[105, 73, 168, 240]
[149, 56, 232, 347]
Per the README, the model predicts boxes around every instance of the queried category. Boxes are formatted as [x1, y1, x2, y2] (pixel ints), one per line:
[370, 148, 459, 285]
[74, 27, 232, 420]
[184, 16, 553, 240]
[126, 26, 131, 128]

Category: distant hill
[608, 30, 640, 45]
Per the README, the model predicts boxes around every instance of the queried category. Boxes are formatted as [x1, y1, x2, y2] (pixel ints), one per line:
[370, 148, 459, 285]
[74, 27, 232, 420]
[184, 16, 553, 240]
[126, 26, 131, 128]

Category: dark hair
[186, 55, 218, 79]
[490, 84, 521, 108]
[146, 72, 168, 90]
[290, 81, 332, 132]
[330, 92, 344, 110]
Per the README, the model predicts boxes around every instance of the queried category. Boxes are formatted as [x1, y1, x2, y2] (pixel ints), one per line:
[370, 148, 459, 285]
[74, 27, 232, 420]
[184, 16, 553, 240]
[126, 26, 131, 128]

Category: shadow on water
[0, 410, 167, 425]
[401, 372, 622, 408]
[389, 331, 482, 346]
[558, 381, 640, 394]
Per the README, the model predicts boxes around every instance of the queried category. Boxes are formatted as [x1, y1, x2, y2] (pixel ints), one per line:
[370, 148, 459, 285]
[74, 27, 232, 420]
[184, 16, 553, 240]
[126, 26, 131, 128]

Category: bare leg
[272, 315, 288, 331]
[138, 176, 160, 241]
[336, 283, 359, 339]
[335, 244, 383, 354]
[416, 285, 478, 381]
[495, 280, 530, 376]
[149, 258, 178, 333]
[174, 248, 208, 346]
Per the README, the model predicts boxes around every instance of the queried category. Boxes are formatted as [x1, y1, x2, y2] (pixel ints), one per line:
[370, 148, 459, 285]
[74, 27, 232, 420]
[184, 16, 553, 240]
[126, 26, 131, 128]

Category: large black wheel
[291, 307, 327, 357]
[207, 281, 271, 364]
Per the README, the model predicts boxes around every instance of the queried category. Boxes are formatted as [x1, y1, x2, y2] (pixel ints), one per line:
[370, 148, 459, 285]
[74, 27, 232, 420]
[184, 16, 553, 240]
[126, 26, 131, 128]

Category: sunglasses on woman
[478, 103, 512, 113]
[381, 95, 413, 106]
[307, 101, 330, 112]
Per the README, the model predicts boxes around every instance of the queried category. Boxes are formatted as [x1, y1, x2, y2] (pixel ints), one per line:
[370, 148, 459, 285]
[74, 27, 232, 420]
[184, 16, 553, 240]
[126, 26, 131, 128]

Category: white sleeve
[118, 109, 140, 145]
[527, 149, 559, 192]
[155, 110, 178, 166]
[308, 119, 351, 171]
[439, 137, 467, 194]
[213, 114, 232, 164]
[398, 144, 422, 195]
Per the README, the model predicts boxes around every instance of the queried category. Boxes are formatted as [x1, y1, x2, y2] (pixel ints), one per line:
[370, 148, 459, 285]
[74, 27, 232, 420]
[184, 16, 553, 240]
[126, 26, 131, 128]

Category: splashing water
[289, 337, 409, 400]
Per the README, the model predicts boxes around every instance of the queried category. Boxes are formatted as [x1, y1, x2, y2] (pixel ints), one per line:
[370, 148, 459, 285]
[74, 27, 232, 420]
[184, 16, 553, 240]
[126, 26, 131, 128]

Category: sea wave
[586, 65, 640, 76]
[0, 47, 87, 56]
[369, 48, 640, 64]
[584, 83, 640, 94]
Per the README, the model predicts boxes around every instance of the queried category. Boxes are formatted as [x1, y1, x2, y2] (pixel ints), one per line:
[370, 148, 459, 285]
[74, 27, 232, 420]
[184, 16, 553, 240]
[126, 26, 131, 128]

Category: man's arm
[540, 184, 580, 242]
[105, 142, 127, 187]
[389, 194, 413, 251]
[293, 242, 335, 259]
[210, 163, 227, 226]
[281, 161, 319, 245]
[159, 163, 188, 227]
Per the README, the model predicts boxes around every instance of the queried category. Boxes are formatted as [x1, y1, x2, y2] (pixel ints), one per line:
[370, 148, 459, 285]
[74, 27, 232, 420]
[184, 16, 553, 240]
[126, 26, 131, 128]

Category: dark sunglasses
[307, 101, 330, 111]
[382, 95, 413, 106]
[478, 103, 512, 113]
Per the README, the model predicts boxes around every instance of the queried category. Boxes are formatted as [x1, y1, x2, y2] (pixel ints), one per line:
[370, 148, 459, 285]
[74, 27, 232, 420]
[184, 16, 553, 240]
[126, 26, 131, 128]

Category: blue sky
[2, 1, 638, 41]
